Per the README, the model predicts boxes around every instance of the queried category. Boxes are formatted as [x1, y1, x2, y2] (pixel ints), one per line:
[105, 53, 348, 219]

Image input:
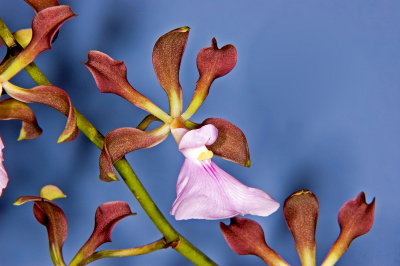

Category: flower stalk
[78, 238, 169, 265]
[321, 233, 350, 266]
[0, 19, 215, 266]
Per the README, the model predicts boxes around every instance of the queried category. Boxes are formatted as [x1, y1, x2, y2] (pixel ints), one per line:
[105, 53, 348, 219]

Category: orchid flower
[0, 137, 8, 197]
[170, 124, 279, 220]
[85, 27, 279, 220]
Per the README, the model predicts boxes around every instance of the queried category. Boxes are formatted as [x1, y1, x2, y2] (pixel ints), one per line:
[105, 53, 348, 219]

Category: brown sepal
[99, 125, 169, 181]
[84, 51, 155, 113]
[220, 217, 288, 265]
[338, 192, 375, 241]
[182, 38, 237, 119]
[74, 201, 133, 262]
[152, 27, 189, 99]
[3, 84, 78, 142]
[197, 38, 237, 80]
[201, 118, 250, 167]
[283, 190, 319, 265]
[0, 98, 42, 140]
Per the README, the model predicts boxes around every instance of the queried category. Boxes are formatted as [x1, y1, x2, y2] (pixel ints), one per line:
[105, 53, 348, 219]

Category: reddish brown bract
[0, 98, 42, 140]
[201, 118, 250, 167]
[338, 192, 375, 240]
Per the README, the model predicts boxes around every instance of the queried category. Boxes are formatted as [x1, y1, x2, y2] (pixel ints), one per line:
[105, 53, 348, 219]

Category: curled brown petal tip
[2, 82, 78, 142]
[0, 98, 42, 140]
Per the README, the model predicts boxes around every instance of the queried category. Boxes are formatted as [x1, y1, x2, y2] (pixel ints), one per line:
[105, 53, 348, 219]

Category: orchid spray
[0, 1, 375, 265]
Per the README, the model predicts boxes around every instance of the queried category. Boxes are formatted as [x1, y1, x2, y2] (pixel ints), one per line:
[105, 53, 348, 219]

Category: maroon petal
[14, 196, 68, 265]
[283, 190, 319, 266]
[84, 51, 172, 124]
[99, 124, 170, 181]
[72, 201, 133, 263]
[201, 118, 250, 167]
[182, 38, 237, 120]
[152, 27, 189, 116]
[2, 82, 78, 142]
[0, 6, 75, 82]
[338, 192, 375, 239]
[322, 192, 375, 266]
[0, 98, 42, 140]
[220, 217, 289, 265]
[24, 0, 59, 12]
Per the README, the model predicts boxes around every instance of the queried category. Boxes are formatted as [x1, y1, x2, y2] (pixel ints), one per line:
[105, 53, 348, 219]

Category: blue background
[1, 0, 399, 265]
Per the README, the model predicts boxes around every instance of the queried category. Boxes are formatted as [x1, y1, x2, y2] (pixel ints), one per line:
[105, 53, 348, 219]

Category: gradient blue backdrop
[1, 1, 399, 265]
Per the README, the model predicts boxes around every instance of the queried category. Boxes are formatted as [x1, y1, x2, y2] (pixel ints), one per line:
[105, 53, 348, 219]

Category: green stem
[136, 114, 161, 131]
[78, 238, 169, 265]
[0, 20, 216, 265]
[0, 18, 17, 47]
[35, 67, 215, 266]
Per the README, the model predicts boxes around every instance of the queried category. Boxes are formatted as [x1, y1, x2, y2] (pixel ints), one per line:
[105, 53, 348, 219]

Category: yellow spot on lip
[198, 150, 213, 161]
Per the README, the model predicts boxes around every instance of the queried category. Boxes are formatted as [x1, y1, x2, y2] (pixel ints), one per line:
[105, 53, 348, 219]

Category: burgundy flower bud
[322, 192, 375, 266]
[283, 190, 319, 266]
[220, 217, 289, 265]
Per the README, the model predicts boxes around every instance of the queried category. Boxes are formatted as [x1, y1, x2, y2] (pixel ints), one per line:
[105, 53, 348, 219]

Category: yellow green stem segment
[0, 17, 215, 265]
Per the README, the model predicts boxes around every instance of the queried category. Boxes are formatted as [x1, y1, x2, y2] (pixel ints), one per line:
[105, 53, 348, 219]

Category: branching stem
[0, 19, 216, 266]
